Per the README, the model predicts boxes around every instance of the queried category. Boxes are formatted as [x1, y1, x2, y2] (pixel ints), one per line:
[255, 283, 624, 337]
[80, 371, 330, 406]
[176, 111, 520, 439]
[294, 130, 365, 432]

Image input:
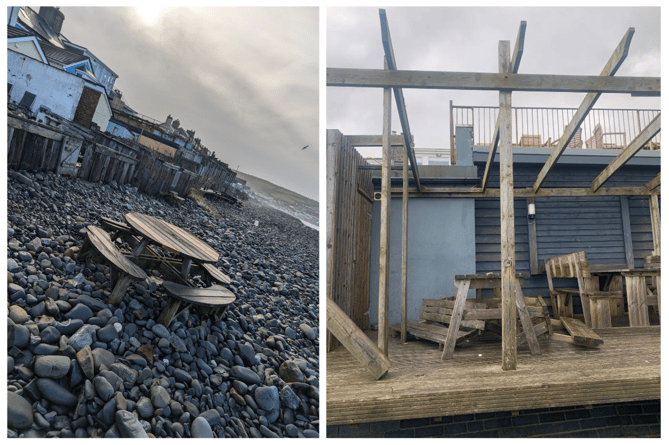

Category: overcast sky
[327, 6, 661, 157]
[58, 7, 319, 201]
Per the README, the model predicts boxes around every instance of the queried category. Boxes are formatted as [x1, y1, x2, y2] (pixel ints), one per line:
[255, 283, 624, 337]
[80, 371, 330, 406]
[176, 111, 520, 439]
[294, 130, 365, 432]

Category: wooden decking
[327, 326, 660, 426]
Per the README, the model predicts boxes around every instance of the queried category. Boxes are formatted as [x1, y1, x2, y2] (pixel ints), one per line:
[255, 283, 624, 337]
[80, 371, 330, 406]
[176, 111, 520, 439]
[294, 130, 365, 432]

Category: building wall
[136, 134, 177, 157]
[7, 40, 43, 62]
[91, 92, 112, 130]
[473, 151, 659, 306]
[8, 49, 82, 118]
[368, 197, 477, 326]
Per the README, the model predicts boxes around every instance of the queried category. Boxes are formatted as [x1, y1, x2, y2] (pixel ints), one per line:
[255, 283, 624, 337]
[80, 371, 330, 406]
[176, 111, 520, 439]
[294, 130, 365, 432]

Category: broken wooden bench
[78, 225, 148, 305]
[544, 251, 623, 329]
[157, 281, 236, 327]
[551, 316, 603, 348]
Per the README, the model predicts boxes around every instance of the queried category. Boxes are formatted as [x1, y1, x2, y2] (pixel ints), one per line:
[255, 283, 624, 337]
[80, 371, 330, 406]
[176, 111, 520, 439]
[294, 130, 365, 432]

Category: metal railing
[450, 103, 661, 152]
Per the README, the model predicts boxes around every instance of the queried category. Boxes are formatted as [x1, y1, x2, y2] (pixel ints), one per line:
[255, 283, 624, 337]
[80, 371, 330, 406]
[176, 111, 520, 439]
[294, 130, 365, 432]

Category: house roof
[7, 25, 34, 39]
[7, 25, 49, 64]
[63, 41, 119, 78]
[17, 7, 66, 49]
[38, 39, 91, 67]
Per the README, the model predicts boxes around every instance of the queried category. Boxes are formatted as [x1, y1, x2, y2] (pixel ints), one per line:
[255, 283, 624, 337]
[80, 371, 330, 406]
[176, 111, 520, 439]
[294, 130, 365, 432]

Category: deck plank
[327, 326, 660, 425]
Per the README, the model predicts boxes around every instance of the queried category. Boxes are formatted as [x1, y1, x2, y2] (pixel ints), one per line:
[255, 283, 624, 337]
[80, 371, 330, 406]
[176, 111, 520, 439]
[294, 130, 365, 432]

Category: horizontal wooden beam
[327, 68, 660, 95]
[7, 115, 66, 141]
[389, 186, 653, 198]
[532, 28, 636, 192]
[591, 113, 661, 192]
[345, 134, 405, 146]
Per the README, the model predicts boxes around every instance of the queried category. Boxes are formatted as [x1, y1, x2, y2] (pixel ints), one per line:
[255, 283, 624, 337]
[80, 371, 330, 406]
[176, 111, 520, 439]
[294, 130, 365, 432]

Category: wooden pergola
[326, 9, 660, 375]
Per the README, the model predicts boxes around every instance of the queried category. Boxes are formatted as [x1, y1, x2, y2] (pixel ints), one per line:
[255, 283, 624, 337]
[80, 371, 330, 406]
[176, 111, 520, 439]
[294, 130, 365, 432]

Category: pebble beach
[7, 170, 319, 438]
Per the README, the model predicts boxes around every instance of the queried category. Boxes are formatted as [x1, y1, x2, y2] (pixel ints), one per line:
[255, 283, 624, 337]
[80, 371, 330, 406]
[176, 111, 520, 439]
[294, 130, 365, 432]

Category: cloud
[59, 6, 319, 201]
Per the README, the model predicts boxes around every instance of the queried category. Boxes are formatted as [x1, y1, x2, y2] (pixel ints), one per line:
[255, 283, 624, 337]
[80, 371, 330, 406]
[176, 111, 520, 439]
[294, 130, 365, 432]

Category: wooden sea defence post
[499, 40, 517, 371]
[378, 57, 392, 356]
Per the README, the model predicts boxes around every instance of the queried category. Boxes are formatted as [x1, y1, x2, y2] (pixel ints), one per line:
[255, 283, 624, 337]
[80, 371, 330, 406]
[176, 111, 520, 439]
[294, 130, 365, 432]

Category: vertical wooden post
[400, 147, 409, 343]
[499, 40, 517, 371]
[378, 57, 392, 356]
[649, 193, 660, 255]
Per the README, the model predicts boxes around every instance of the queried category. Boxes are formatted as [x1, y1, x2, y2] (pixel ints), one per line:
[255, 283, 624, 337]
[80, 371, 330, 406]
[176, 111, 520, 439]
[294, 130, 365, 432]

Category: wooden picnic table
[442, 273, 542, 359]
[124, 212, 219, 279]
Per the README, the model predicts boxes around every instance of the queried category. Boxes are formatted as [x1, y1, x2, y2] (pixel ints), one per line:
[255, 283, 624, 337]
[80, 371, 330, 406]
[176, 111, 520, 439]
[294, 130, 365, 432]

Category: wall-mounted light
[528, 202, 536, 220]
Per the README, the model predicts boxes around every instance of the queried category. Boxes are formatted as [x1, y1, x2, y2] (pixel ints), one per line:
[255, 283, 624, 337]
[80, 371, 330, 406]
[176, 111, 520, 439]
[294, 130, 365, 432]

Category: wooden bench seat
[157, 281, 236, 326]
[78, 225, 147, 305]
[200, 262, 231, 285]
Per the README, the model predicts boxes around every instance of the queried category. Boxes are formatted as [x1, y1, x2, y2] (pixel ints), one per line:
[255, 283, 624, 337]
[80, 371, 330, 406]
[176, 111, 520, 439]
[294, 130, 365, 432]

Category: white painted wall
[92, 93, 112, 130]
[7, 40, 43, 62]
[8, 49, 110, 129]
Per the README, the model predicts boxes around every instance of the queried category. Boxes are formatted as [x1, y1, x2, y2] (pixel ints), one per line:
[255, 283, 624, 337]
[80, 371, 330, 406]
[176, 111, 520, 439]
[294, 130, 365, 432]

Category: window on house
[18, 91, 36, 110]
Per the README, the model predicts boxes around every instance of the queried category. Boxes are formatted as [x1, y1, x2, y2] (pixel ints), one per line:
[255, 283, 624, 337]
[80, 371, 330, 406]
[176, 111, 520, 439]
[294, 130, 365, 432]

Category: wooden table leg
[109, 272, 132, 305]
[515, 281, 541, 355]
[626, 275, 649, 327]
[655, 275, 661, 323]
[180, 258, 193, 280]
[158, 298, 181, 327]
[131, 238, 148, 258]
[441, 279, 470, 360]
[582, 277, 598, 327]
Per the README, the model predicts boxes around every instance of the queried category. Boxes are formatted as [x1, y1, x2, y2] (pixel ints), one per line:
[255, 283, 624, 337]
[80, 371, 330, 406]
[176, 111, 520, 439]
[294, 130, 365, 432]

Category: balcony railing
[450, 103, 661, 154]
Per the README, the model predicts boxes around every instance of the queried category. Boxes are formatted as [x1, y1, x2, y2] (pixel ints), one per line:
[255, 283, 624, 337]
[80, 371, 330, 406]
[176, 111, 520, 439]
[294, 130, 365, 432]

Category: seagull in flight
[302, 145, 308, 150]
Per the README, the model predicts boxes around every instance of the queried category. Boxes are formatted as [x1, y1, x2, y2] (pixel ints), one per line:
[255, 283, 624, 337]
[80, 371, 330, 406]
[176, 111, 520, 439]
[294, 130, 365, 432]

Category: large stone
[36, 379, 77, 406]
[149, 385, 170, 408]
[64, 303, 94, 323]
[7, 391, 34, 430]
[231, 366, 262, 386]
[67, 324, 99, 351]
[115, 410, 149, 438]
[8, 305, 30, 324]
[254, 386, 280, 413]
[8, 324, 31, 349]
[110, 362, 138, 387]
[299, 323, 316, 340]
[190, 416, 213, 438]
[76, 345, 95, 380]
[278, 360, 305, 383]
[34, 355, 71, 379]
[92, 348, 116, 373]
[94, 375, 115, 402]
[279, 385, 300, 410]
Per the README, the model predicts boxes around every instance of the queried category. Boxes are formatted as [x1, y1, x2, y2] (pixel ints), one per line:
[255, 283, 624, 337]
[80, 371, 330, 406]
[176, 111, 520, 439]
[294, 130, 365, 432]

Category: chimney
[165, 115, 173, 125]
[38, 7, 65, 35]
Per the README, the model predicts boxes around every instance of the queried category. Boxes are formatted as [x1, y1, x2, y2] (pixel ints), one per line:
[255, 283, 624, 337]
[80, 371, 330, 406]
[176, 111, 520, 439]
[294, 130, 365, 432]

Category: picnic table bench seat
[200, 262, 231, 285]
[157, 281, 236, 326]
[78, 225, 148, 305]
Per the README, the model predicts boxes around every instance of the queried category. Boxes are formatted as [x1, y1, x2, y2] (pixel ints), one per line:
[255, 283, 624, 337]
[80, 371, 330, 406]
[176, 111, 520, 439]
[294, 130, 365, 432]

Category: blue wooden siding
[474, 161, 659, 312]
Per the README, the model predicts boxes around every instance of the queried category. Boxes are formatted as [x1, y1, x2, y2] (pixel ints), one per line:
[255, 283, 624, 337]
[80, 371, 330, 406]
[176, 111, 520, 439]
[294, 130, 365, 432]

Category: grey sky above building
[327, 6, 661, 158]
[59, 6, 319, 201]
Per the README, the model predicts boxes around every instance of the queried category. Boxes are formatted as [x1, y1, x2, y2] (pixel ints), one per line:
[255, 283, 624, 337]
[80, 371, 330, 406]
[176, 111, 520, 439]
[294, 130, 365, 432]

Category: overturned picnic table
[125, 212, 219, 279]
